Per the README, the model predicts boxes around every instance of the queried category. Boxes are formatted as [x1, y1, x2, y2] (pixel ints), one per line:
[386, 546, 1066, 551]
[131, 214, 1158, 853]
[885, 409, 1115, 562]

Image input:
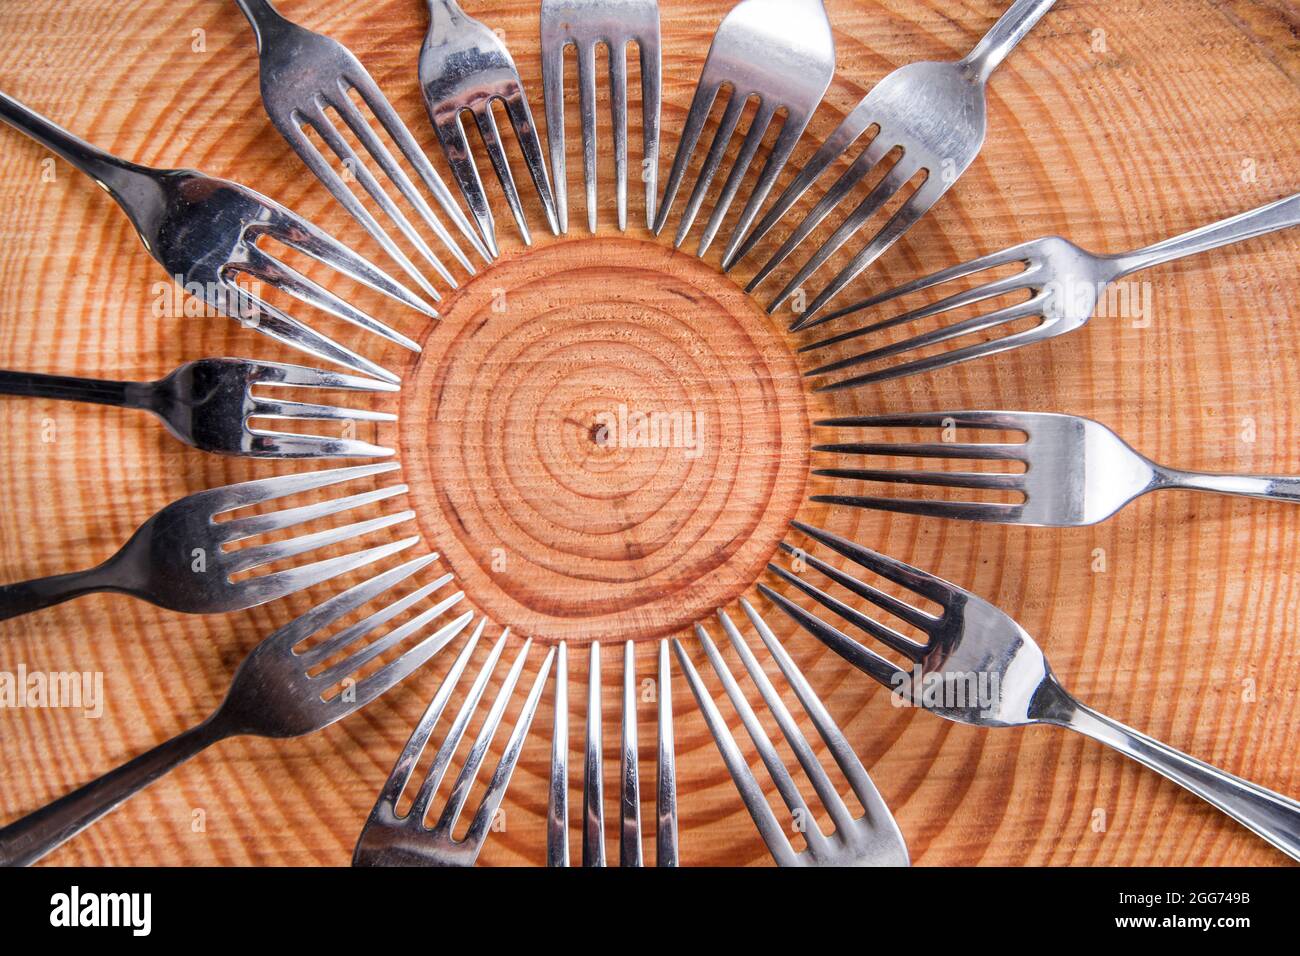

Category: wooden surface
[0, 0, 1298, 866]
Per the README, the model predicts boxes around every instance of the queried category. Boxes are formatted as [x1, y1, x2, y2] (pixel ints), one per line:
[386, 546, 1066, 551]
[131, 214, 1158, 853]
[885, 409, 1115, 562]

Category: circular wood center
[397, 236, 811, 645]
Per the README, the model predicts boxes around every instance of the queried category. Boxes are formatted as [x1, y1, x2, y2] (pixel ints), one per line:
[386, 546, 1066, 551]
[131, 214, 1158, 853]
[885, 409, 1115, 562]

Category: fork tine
[374, 618, 485, 809]
[456, 644, 556, 853]
[609, 40, 629, 233]
[349, 608, 475, 713]
[472, 105, 532, 246]
[655, 638, 678, 866]
[638, 34, 662, 231]
[816, 411, 1030, 430]
[225, 285, 399, 385]
[775, 542, 936, 633]
[541, 40, 569, 235]
[671, 636, 800, 866]
[740, 597, 903, 848]
[426, 631, 520, 831]
[249, 397, 396, 424]
[201, 461, 400, 513]
[241, 244, 422, 351]
[319, 591, 468, 699]
[671, 91, 746, 249]
[301, 572, 456, 668]
[818, 322, 1064, 390]
[725, 104, 876, 270]
[219, 482, 407, 541]
[790, 520, 960, 606]
[758, 583, 903, 689]
[435, 114, 499, 258]
[503, 90, 561, 236]
[744, 138, 893, 293]
[767, 562, 926, 662]
[346, 70, 492, 265]
[810, 243, 1041, 330]
[259, 204, 439, 319]
[547, 640, 570, 866]
[716, 113, 805, 268]
[249, 362, 400, 393]
[812, 467, 1024, 492]
[770, 157, 919, 317]
[583, 640, 605, 866]
[328, 86, 474, 277]
[279, 115, 446, 303]
[224, 509, 415, 577]
[620, 640, 643, 866]
[716, 606, 856, 837]
[577, 40, 599, 233]
[793, 178, 954, 324]
[696, 100, 776, 257]
[245, 433, 394, 459]
[812, 440, 1024, 461]
[653, 80, 720, 235]
[811, 494, 1023, 522]
[244, 534, 420, 610]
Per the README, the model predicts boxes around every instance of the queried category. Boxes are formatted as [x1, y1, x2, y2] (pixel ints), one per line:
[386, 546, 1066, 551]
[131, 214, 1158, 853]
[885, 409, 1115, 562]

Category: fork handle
[1113, 193, 1300, 276]
[1155, 466, 1300, 504]
[0, 368, 156, 410]
[1062, 702, 1300, 861]
[0, 91, 158, 203]
[0, 562, 126, 623]
[960, 0, 1057, 84]
[0, 719, 227, 866]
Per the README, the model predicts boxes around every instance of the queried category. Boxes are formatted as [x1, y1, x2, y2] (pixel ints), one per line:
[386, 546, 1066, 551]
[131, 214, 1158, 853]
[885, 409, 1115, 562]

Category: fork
[798, 192, 1300, 387]
[0, 92, 433, 385]
[674, 599, 909, 866]
[733, 0, 1057, 323]
[0, 553, 472, 866]
[654, 0, 834, 259]
[0, 358, 397, 459]
[419, 0, 560, 255]
[548, 639, 678, 865]
[352, 621, 554, 866]
[235, 0, 491, 302]
[0, 462, 415, 621]
[540, 0, 661, 232]
[812, 410, 1300, 527]
[764, 521, 1300, 861]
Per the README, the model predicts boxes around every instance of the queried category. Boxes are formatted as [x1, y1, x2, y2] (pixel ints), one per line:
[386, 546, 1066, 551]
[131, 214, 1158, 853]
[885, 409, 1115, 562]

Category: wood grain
[0, 0, 1297, 867]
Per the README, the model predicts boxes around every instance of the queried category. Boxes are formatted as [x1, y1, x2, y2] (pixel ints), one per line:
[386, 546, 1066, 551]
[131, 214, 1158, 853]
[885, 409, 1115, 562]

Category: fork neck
[0, 91, 163, 224]
[426, 0, 470, 32]
[233, 0, 292, 50]
[958, 0, 1057, 85]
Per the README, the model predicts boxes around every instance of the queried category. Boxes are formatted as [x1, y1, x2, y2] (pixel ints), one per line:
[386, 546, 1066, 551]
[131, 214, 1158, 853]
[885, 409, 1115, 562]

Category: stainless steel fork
[813, 410, 1300, 526]
[654, 0, 835, 259]
[735, 0, 1057, 324]
[0, 92, 432, 384]
[352, 621, 554, 866]
[0, 462, 415, 621]
[0, 358, 396, 459]
[540, 0, 661, 232]
[675, 599, 909, 866]
[547, 639, 678, 865]
[0, 553, 472, 866]
[420, 0, 560, 254]
[799, 192, 1300, 387]
[236, 0, 491, 302]
[764, 521, 1300, 861]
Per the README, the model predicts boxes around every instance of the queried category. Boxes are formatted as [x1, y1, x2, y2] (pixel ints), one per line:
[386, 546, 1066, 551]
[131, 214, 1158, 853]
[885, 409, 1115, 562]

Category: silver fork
[548, 639, 678, 866]
[0, 92, 433, 385]
[0, 358, 396, 459]
[0, 553, 472, 866]
[352, 621, 555, 866]
[675, 599, 909, 866]
[654, 0, 835, 259]
[236, 0, 491, 303]
[0, 461, 415, 621]
[734, 0, 1057, 323]
[813, 410, 1300, 527]
[799, 192, 1300, 387]
[540, 0, 661, 233]
[764, 521, 1300, 861]
[420, 0, 560, 255]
